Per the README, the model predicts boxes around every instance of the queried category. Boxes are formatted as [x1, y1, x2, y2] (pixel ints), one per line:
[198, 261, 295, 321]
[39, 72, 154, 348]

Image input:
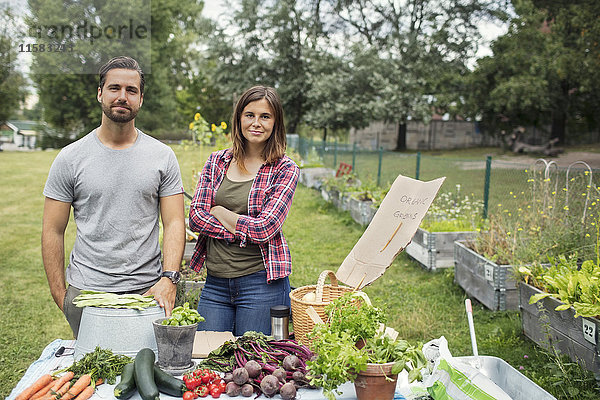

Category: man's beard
[102, 102, 139, 123]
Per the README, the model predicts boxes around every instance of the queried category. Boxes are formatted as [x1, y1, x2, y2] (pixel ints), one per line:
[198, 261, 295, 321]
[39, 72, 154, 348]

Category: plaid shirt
[188, 148, 299, 282]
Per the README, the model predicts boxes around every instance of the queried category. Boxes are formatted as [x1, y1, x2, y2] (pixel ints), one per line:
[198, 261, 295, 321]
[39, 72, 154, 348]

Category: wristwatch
[161, 271, 181, 284]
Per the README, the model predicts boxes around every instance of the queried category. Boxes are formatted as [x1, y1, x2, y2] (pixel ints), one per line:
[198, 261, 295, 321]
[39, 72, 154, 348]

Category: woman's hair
[231, 86, 286, 172]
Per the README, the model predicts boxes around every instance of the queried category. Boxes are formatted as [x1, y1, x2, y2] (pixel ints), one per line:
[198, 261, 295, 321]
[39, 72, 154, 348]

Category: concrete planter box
[299, 167, 334, 189]
[348, 197, 377, 226]
[520, 282, 600, 374]
[183, 241, 196, 263]
[327, 189, 352, 211]
[453, 240, 518, 311]
[405, 228, 476, 272]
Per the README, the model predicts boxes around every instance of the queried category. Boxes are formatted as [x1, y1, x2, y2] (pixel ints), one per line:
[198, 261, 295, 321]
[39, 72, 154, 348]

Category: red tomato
[183, 391, 197, 400]
[207, 383, 218, 392]
[209, 372, 217, 381]
[195, 385, 208, 398]
[210, 387, 222, 398]
[217, 380, 226, 391]
[200, 372, 211, 384]
[185, 379, 196, 390]
[193, 369, 203, 377]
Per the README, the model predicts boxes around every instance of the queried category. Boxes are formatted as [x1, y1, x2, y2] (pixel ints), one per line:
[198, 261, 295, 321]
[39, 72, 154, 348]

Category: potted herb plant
[306, 292, 426, 400]
[152, 302, 205, 374]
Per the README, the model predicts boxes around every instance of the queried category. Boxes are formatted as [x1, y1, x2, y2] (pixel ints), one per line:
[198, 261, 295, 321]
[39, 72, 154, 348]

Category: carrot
[15, 374, 54, 400]
[54, 381, 71, 399]
[60, 374, 92, 400]
[94, 378, 103, 387]
[29, 380, 56, 400]
[72, 386, 94, 400]
[39, 372, 74, 400]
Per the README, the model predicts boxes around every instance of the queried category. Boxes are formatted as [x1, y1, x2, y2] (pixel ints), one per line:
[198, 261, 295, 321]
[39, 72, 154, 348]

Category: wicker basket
[289, 270, 353, 347]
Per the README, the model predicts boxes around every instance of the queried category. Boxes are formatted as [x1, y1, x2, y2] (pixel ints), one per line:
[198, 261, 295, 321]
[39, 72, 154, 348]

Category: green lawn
[1, 147, 598, 399]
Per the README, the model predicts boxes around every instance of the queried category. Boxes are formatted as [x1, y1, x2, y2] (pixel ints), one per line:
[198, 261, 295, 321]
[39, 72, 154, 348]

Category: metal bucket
[455, 356, 556, 400]
[74, 305, 164, 360]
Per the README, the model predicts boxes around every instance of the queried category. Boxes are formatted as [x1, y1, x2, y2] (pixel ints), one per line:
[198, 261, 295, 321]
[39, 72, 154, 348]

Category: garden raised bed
[183, 241, 196, 262]
[299, 167, 334, 189]
[348, 197, 376, 226]
[519, 282, 600, 374]
[405, 228, 476, 272]
[453, 240, 518, 311]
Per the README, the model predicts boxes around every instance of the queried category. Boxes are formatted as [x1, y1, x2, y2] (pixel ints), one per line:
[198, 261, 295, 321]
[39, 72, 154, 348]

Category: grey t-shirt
[43, 129, 184, 292]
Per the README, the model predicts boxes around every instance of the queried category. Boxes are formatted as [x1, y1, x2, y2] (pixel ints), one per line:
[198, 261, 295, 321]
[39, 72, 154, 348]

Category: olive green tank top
[205, 176, 264, 278]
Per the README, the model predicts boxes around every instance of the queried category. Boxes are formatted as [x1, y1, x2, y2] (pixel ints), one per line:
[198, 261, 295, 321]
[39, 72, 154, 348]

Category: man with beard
[42, 56, 185, 338]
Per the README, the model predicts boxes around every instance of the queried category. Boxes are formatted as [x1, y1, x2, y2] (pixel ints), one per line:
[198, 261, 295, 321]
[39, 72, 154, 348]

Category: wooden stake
[380, 221, 403, 252]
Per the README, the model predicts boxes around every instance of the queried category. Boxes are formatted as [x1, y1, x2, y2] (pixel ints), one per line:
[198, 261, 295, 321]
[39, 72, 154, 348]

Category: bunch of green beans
[73, 290, 157, 310]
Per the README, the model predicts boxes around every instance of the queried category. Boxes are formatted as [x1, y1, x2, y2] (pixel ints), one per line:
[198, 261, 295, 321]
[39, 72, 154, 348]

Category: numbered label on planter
[582, 318, 596, 345]
[484, 264, 494, 282]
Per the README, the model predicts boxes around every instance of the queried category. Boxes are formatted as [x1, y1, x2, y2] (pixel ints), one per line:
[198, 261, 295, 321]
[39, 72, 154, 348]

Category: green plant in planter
[349, 179, 390, 208]
[307, 326, 368, 400]
[322, 173, 361, 194]
[325, 292, 386, 342]
[420, 185, 483, 232]
[306, 292, 425, 400]
[469, 168, 598, 265]
[519, 255, 600, 318]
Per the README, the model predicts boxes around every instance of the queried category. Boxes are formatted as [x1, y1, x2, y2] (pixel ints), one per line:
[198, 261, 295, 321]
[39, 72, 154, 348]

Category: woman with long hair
[188, 86, 299, 335]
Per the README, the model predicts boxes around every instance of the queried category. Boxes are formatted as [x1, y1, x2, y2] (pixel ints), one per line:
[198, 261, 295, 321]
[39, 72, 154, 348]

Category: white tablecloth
[7, 340, 408, 400]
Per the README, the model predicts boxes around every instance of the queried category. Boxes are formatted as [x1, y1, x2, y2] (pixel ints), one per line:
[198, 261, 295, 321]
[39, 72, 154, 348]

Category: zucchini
[114, 362, 136, 399]
[154, 365, 186, 396]
[134, 348, 160, 400]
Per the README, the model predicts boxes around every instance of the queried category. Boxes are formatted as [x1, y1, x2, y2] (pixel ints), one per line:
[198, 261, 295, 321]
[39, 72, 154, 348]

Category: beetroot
[241, 383, 254, 397]
[260, 375, 280, 397]
[292, 371, 305, 382]
[232, 367, 250, 385]
[282, 355, 300, 371]
[272, 367, 287, 383]
[223, 372, 234, 383]
[279, 382, 297, 400]
[225, 382, 241, 397]
[244, 359, 262, 378]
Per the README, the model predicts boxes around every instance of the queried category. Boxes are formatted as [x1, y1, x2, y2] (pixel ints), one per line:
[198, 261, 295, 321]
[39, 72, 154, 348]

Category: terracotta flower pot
[354, 362, 398, 400]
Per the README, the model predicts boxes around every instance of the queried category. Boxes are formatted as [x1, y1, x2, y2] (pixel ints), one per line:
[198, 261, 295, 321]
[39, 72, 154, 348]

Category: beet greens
[194, 331, 315, 395]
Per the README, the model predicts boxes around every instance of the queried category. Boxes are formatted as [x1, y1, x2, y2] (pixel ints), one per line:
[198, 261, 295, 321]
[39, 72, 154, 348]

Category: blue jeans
[196, 270, 290, 336]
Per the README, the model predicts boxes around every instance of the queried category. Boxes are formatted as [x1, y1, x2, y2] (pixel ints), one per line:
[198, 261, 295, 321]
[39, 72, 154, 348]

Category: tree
[304, 48, 373, 141]
[465, 0, 600, 144]
[206, 0, 318, 134]
[316, 0, 509, 149]
[0, 5, 27, 122]
[26, 0, 207, 137]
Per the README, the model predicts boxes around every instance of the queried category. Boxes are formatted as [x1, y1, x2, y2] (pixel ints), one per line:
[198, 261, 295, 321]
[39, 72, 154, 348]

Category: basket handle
[315, 270, 338, 302]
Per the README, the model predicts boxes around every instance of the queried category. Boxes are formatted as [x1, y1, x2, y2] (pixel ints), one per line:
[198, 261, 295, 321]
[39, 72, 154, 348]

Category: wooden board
[192, 331, 235, 359]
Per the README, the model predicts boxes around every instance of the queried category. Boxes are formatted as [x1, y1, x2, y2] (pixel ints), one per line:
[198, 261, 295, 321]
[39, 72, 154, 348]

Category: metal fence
[288, 136, 600, 219]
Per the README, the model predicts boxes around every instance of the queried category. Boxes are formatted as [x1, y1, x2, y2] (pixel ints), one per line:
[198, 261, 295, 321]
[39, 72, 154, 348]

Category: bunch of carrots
[15, 372, 100, 400]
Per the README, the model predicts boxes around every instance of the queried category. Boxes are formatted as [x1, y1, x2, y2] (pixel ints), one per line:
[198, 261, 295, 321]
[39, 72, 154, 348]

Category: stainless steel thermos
[270, 305, 290, 340]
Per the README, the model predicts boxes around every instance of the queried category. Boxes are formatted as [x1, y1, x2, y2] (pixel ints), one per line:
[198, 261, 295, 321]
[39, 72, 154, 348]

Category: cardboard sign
[192, 331, 236, 358]
[336, 174, 445, 289]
